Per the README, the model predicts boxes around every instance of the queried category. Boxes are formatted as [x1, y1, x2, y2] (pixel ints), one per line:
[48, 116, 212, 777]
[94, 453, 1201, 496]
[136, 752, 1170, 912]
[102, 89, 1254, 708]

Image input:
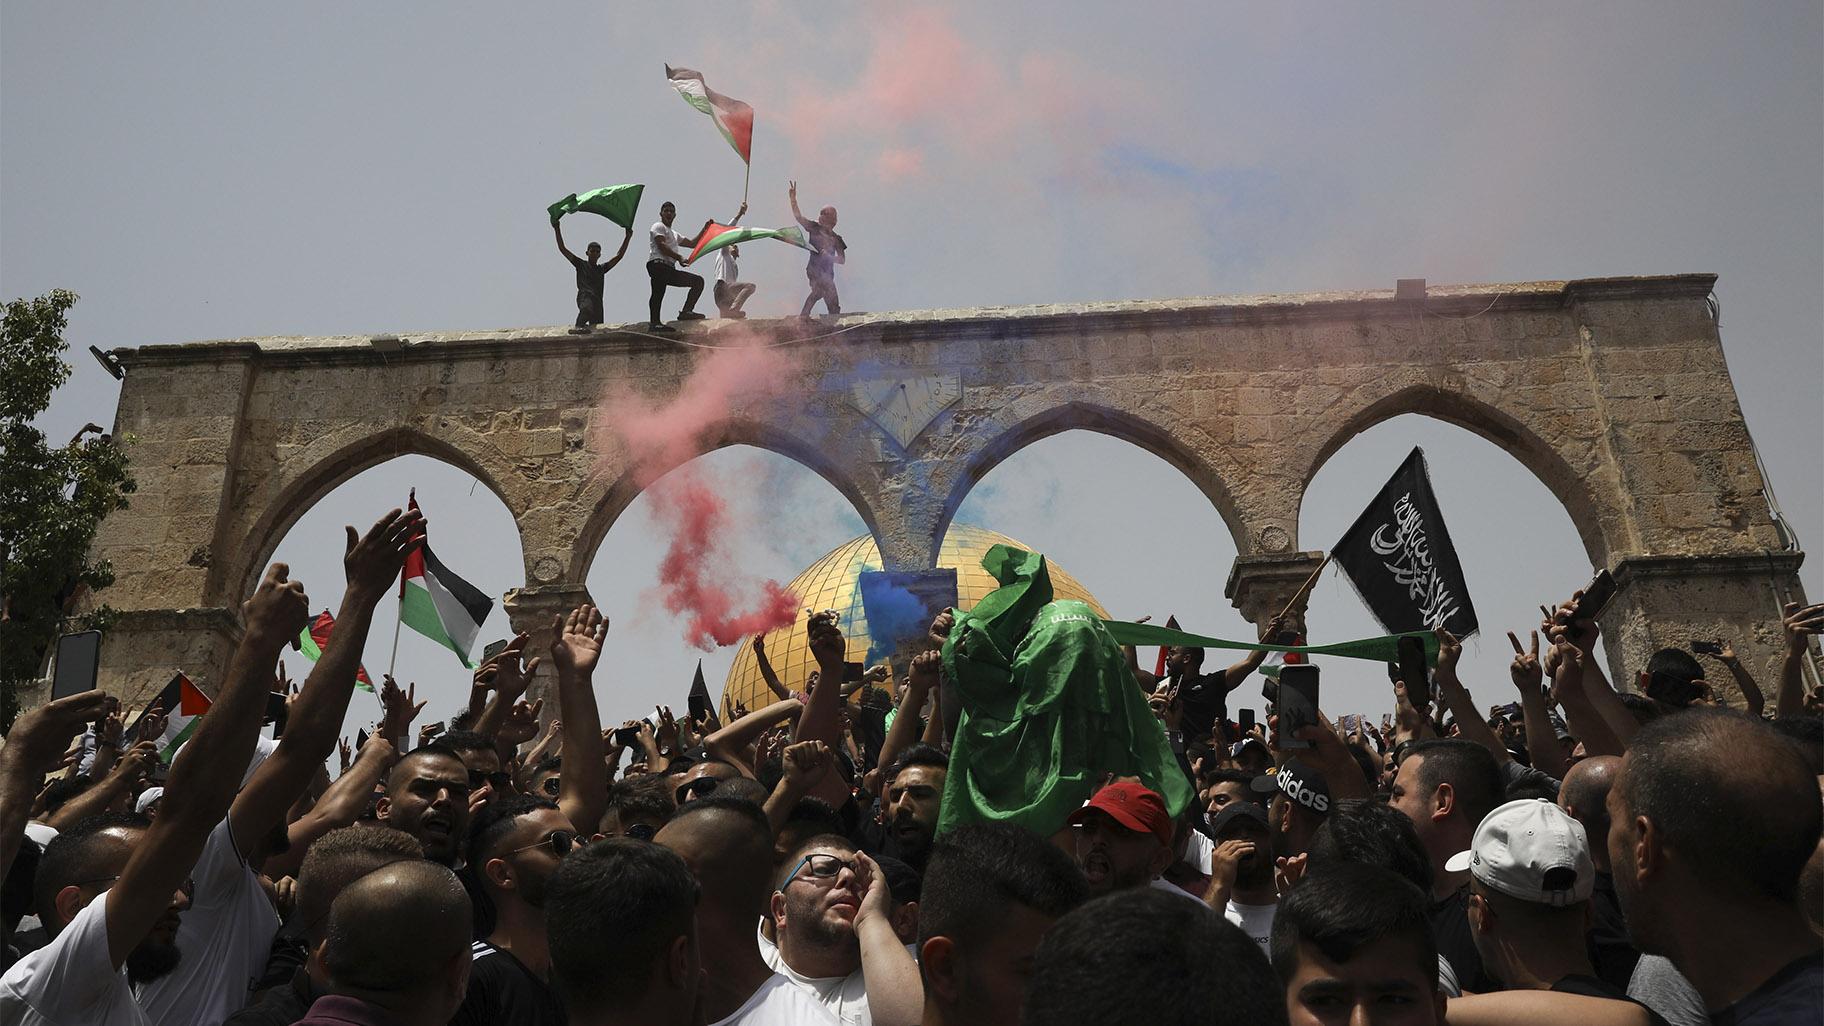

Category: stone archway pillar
[1599, 552, 1810, 705]
[500, 584, 594, 721]
[1225, 551, 1328, 633]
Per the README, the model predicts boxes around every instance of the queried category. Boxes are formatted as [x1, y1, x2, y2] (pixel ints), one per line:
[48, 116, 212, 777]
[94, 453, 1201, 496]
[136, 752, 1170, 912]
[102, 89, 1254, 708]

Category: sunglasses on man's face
[783, 852, 857, 888]
[675, 777, 720, 804]
[468, 770, 514, 793]
[508, 830, 577, 859]
[541, 776, 561, 797]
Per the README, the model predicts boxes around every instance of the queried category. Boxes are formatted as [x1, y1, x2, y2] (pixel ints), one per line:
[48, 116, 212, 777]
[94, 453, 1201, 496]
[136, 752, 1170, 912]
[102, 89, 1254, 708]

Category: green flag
[1099, 620, 1441, 667]
[936, 545, 1196, 839]
[548, 184, 644, 228]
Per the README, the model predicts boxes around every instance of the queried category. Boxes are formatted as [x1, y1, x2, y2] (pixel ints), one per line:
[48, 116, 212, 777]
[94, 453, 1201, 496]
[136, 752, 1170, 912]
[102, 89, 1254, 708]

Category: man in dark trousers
[646, 201, 708, 333]
[553, 220, 631, 332]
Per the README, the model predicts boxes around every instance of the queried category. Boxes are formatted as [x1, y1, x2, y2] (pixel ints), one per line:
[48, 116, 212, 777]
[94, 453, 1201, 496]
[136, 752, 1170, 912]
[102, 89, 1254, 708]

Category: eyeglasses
[469, 770, 514, 793]
[508, 830, 577, 859]
[674, 777, 720, 804]
[541, 776, 561, 797]
[782, 853, 856, 888]
[625, 823, 657, 842]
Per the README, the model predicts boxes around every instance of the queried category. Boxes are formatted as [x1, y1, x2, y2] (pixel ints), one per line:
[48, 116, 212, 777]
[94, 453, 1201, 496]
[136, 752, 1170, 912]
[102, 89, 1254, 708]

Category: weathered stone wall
[75, 274, 1808, 708]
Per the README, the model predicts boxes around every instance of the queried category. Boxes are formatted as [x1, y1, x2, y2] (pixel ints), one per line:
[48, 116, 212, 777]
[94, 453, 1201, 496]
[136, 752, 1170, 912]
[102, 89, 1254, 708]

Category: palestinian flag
[665, 64, 754, 163]
[685, 222, 811, 265]
[398, 492, 492, 668]
[1152, 614, 1180, 679]
[298, 610, 377, 692]
[131, 672, 211, 765]
[548, 184, 644, 228]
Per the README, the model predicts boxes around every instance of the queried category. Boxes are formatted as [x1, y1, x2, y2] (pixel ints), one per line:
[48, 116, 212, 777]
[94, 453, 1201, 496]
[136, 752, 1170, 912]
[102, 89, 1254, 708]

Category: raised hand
[1210, 838, 1255, 890]
[3, 691, 113, 776]
[782, 740, 833, 791]
[379, 675, 427, 741]
[928, 610, 955, 649]
[551, 604, 607, 678]
[137, 701, 169, 744]
[807, 611, 845, 672]
[1783, 602, 1824, 655]
[1433, 627, 1463, 683]
[493, 633, 540, 703]
[337, 737, 352, 774]
[500, 699, 543, 749]
[908, 649, 941, 686]
[864, 663, 890, 684]
[654, 706, 679, 753]
[343, 508, 426, 600]
[417, 721, 445, 747]
[243, 563, 311, 647]
[1508, 630, 1543, 693]
[113, 740, 159, 781]
[1545, 592, 1601, 654]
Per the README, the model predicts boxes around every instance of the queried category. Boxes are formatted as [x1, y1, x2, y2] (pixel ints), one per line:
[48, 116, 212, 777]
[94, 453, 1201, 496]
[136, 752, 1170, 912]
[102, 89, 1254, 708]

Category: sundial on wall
[849, 374, 962, 451]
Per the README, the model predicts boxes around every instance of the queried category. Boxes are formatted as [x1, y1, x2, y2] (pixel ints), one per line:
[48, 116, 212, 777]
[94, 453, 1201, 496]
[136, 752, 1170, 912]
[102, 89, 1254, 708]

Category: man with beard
[916, 823, 1089, 1026]
[766, 835, 922, 1026]
[1387, 737, 1505, 994]
[1202, 802, 1279, 952]
[1607, 708, 1821, 1021]
[1254, 757, 1333, 865]
[859, 745, 947, 873]
[655, 797, 838, 1025]
[0, 561, 311, 1025]
[452, 795, 572, 1026]
[376, 746, 471, 868]
[1067, 782, 1180, 898]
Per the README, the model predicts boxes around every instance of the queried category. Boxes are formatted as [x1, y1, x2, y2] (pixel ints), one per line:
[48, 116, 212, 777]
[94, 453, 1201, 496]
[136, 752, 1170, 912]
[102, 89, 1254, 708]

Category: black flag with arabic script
[1332, 446, 1479, 639]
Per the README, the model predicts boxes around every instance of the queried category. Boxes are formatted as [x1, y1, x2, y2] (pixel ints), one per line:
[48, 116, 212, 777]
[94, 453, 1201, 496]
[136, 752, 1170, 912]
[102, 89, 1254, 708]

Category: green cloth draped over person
[936, 544, 1195, 838]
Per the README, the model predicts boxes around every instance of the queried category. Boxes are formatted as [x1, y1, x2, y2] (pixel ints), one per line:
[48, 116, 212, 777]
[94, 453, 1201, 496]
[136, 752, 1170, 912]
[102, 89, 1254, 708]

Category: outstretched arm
[550, 604, 609, 833]
[231, 510, 422, 860]
[793, 612, 854, 805]
[877, 653, 938, 777]
[727, 201, 747, 227]
[705, 698, 802, 777]
[1508, 631, 1569, 781]
[1776, 602, 1822, 718]
[788, 180, 812, 229]
[263, 736, 395, 880]
[1431, 628, 1511, 765]
[110, 564, 309, 968]
[554, 221, 580, 264]
[0, 692, 112, 879]
[603, 225, 633, 270]
[1711, 641, 1764, 717]
[1221, 616, 1284, 697]
[751, 635, 791, 702]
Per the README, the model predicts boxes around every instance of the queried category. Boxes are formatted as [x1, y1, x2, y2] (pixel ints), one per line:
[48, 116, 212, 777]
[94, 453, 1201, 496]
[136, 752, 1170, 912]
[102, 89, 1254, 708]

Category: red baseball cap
[1067, 782, 1173, 847]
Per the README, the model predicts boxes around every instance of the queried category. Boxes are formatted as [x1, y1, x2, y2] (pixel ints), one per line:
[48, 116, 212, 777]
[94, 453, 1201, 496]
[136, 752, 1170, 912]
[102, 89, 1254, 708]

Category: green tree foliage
[1, 289, 135, 727]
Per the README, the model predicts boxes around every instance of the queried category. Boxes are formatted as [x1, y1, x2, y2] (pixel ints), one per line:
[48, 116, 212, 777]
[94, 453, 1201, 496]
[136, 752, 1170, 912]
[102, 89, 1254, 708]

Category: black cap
[1208, 801, 1269, 837]
[1251, 758, 1332, 816]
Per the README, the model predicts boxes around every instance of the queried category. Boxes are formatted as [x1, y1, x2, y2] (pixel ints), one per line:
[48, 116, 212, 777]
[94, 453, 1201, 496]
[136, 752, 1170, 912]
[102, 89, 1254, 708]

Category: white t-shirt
[0, 889, 149, 1026]
[1224, 899, 1277, 953]
[134, 818, 281, 1026]
[711, 973, 842, 1026]
[650, 221, 682, 264]
[755, 920, 871, 1026]
[715, 249, 739, 284]
[1184, 828, 1214, 875]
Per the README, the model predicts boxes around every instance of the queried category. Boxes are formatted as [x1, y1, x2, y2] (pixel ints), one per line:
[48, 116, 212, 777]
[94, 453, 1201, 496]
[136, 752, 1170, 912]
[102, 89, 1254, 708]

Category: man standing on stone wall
[554, 220, 631, 333]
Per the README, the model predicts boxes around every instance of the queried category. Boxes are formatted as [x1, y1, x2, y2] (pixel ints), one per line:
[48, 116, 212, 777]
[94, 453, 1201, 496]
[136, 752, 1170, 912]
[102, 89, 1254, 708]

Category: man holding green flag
[549, 184, 642, 331]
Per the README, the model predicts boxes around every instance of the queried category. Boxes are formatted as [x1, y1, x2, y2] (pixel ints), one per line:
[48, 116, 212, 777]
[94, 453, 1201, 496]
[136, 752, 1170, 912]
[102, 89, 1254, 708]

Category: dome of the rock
[720, 524, 1108, 713]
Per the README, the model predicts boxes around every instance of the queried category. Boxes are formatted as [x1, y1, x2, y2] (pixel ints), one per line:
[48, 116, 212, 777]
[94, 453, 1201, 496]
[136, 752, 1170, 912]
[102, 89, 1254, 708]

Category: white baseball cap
[1445, 798, 1594, 907]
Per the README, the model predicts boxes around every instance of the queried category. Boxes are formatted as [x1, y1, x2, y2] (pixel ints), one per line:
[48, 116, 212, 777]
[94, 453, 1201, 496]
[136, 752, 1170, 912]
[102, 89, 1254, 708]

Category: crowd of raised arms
[0, 506, 1820, 1026]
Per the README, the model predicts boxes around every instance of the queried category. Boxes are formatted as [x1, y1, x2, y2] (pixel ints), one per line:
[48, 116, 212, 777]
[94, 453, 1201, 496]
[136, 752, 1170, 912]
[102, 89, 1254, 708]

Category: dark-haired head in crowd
[547, 839, 702, 1026]
[918, 823, 1087, 1026]
[656, 796, 835, 1023]
[1608, 708, 1822, 1018]
[303, 859, 473, 1026]
[1272, 862, 1444, 1026]
[439, 729, 505, 784]
[1388, 737, 1504, 992]
[600, 774, 675, 841]
[880, 744, 948, 871]
[376, 745, 471, 867]
[1258, 757, 1333, 861]
[1027, 886, 1288, 1026]
[453, 795, 571, 1026]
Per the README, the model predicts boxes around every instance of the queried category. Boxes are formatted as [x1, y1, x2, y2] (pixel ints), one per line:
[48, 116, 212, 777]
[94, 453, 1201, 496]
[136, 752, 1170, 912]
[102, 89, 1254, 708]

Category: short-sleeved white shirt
[134, 818, 281, 1026]
[711, 973, 841, 1026]
[756, 920, 871, 1026]
[715, 249, 739, 284]
[0, 888, 149, 1026]
[650, 221, 682, 264]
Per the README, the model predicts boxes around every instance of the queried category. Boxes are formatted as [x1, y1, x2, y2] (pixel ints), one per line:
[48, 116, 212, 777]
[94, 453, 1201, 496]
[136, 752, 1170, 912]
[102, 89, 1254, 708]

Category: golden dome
[720, 524, 1109, 713]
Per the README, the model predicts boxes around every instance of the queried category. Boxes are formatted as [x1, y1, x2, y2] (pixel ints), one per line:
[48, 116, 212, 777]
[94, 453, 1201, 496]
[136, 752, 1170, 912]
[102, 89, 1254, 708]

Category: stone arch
[222, 423, 527, 604]
[935, 400, 1250, 566]
[1292, 382, 1616, 567]
[568, 418, 882, 585]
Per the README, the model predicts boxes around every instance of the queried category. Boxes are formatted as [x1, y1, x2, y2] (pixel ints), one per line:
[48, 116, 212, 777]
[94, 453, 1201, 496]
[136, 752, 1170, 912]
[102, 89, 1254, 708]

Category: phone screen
[842, 661, 865, 683]
[1571, 569, 1617, 622]
[1276, 666, 1319, 750]
[1238, 707, 1256, 734]
[687, 693, 712, 722]
[613, 726, 641, 747]
[51, 631, 103, 700]
[1397, 636, 1430, 712]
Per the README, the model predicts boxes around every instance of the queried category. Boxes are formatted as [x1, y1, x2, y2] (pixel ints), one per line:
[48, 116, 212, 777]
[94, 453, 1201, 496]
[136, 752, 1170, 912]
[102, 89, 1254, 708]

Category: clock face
[849, 373, 963, 450]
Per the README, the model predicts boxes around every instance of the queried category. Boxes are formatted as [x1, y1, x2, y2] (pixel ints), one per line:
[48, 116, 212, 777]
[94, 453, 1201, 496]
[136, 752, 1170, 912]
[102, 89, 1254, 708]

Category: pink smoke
[591, 328, 805, 649]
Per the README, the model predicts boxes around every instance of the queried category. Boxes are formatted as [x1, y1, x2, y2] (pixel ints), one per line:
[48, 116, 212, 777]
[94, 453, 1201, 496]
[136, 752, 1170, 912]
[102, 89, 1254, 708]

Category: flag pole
[1276, 555, 1331, 623]
[742, 161, 750, 207]
[387, 597, 403, 678]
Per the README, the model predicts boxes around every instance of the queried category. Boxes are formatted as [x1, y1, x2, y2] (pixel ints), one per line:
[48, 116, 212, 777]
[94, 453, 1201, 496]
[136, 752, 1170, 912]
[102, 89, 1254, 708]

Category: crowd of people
[555, 181, 845, 335]
[0, 504, 1820, 1025]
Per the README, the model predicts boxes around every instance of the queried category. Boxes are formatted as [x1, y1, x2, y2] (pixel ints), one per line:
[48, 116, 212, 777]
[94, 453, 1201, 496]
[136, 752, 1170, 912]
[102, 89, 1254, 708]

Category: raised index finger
[1507, 631, 1523, 654]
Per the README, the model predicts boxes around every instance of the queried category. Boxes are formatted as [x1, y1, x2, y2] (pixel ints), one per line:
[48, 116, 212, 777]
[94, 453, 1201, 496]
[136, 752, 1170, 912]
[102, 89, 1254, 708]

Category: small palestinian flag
[665, 64, 754, 163]
[298, 610, 377, 692]
[685, 222, 811, 265]
[398, 491, 492, 668]
[1153, 614, 1180, 679]
[132, 672, 211, 765]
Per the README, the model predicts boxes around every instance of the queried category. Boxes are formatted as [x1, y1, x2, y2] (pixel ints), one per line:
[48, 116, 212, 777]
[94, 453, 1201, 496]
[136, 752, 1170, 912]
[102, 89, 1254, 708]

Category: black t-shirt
[804, 222, 846, 276]
[1711, 953, 1824, 1026]
[1174, 671, 1231, 743]
[451, 940, 566, 1026]
[570, 255, 608, 295]
[1551, 973, 1670, 1026]
[1430, 887, 1496, 994]
[1586, 871, 1642, 990]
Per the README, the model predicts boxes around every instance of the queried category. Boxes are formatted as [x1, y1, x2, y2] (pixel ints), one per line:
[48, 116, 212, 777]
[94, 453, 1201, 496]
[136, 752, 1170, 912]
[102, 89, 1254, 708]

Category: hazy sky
[5, 2, 1817, 743]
